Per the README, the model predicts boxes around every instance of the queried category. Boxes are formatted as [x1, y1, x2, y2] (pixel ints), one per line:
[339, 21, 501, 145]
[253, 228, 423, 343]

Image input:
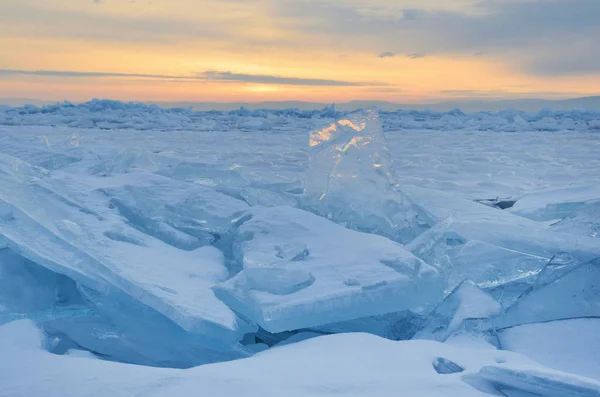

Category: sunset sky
[1, 0, 599, 103]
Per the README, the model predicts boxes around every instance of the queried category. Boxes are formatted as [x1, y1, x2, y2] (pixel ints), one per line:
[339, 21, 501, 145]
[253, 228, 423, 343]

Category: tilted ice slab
[497, 258, 600, 329]
[510, 184, 600, 221]
[4, 320, 600, 397]
[99, 172, 250, 251]
[552, 201, 600, 238]
[475, 364, 600, 397]
[214, 206, 444, 333]
[304, 108, 432, 244]
[404, 185, 600, 293]
[0, 157, 248, 346]
[413, 280, 501, 343]
[0, 248, 90, 325]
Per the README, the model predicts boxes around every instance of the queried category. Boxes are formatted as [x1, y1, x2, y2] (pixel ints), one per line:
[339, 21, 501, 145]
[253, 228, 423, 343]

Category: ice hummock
[214, 206, 444, 333]
[304, 108, 432, 244]
[404, 185, 600, 299]
[0, 158, 252, 353]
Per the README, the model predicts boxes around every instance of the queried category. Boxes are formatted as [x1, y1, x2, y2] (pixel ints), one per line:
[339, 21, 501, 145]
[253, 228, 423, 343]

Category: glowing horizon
[2, 0, 599, 103]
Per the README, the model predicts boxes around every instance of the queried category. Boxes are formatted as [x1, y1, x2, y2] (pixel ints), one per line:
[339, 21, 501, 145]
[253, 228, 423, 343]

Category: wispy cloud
[407, 53, 426, 59]
[378, 52, 395, 58]
[0, 69, 198, 80]
[440, 89, 508, 98]
[0, 69, 384, 87]
[200, 71, 383, 86]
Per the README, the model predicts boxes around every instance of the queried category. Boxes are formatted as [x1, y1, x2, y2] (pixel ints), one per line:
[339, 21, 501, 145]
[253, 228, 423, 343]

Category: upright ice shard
[214, 206, 444, 333]
[304, 108, 432, 243]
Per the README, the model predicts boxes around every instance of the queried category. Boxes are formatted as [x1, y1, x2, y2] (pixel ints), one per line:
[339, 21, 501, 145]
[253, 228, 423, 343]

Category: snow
[3, 320, 600, 397]
[1, 101, 600, 394]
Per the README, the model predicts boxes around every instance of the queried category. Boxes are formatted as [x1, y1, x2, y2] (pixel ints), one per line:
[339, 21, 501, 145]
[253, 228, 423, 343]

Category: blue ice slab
[552, 201, 600, 238]
[478, 364, 600, 397]
[214, 206, 444, 333]
[405, 186, 600, 300]
[497, 258, 600, 328]
[0, 160, 250, 350]
[412, 280, 501, 343]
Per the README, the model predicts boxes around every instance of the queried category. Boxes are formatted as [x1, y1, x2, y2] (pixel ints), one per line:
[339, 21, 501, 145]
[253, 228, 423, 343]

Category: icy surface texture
[405, 185, 600, 299]
[499, 318, 600, 381]
[0, 248, 89, 324]
[552, 201, 600, 238]
[214, 206, 444, 333]
[413, 281, 501, 343]
[100, 173, 249, 251]
[304, 108, 432, 243]
[0, 247, 244, 368]
[311, 310, 425, 340]
[498, 258, 600, 328]
[476, 365, 600, 397]
[433, 357, 465, 374]
[510, 184, 600, 221]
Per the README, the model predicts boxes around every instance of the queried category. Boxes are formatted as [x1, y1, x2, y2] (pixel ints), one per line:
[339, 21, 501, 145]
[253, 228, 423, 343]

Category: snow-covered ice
[1, 101, 600, 395]
[214, 205, 443, 332]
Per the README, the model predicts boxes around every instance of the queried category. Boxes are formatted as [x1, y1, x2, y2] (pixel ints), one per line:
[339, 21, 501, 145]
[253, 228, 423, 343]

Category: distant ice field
[1, 122, 598, 202]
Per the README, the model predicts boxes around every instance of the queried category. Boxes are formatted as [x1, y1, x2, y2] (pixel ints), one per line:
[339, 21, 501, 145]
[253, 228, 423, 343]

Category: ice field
[0, 101, 599, 396]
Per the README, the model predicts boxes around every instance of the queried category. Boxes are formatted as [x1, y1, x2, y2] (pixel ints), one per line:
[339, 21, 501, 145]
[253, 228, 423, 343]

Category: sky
[1, 0, 600, 103]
